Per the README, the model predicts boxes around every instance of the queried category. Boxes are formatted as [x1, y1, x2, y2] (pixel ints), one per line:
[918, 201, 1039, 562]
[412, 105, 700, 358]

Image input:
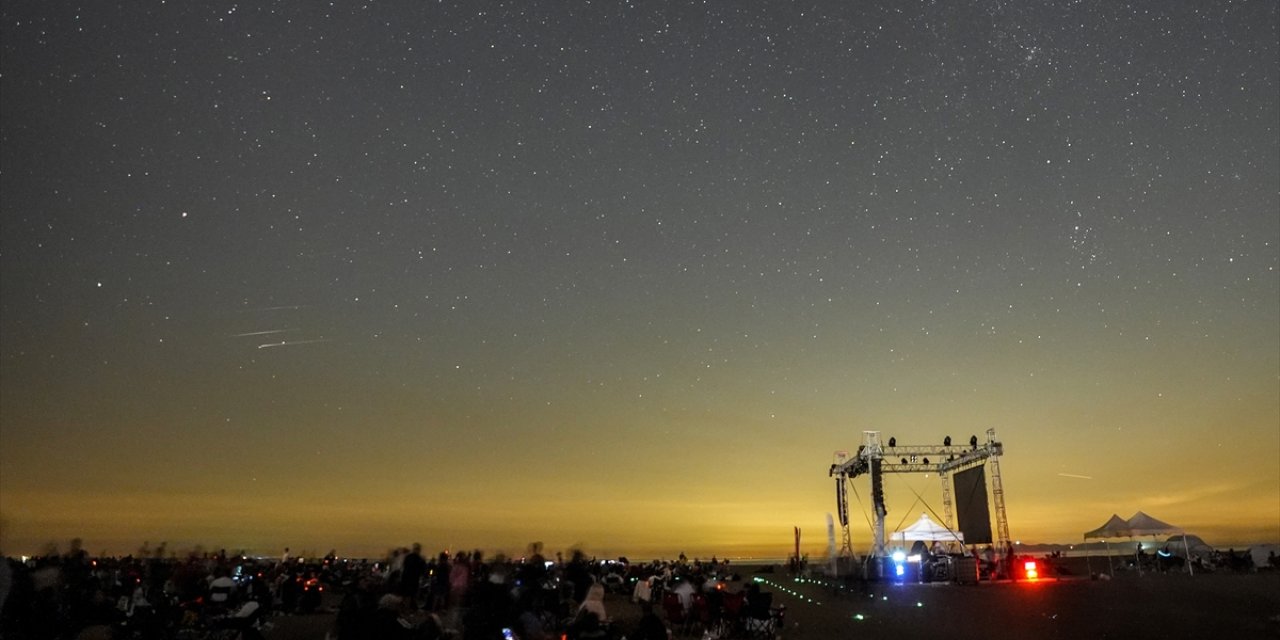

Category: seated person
[208, 570, 237, 611]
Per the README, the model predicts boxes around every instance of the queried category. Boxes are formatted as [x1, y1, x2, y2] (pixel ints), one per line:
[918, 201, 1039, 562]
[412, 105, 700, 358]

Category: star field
[1, 1, 1276, 557]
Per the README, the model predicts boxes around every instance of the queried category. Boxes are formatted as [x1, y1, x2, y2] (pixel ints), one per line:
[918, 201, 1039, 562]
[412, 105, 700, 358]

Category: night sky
[2, 1, 1277, 559]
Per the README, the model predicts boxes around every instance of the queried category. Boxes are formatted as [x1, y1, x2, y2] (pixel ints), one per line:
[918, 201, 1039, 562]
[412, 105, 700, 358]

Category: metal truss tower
[986, 428, 1012, 550]
[831, 451, 858, 560]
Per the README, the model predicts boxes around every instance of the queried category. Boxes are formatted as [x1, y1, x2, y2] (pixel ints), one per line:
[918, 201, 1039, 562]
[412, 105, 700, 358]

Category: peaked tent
[1083, 514, 1131, 540]
[1083, 514, 1131, 576]
[1124, 511, 1179, 536]
[891, 513, 965, 544]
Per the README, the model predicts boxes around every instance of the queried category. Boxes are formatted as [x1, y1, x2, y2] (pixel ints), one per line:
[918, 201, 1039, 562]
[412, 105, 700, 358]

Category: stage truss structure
[829, 428, 1010, 559]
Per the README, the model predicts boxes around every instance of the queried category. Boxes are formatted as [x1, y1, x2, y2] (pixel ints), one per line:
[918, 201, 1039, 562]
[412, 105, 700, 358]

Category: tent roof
[1084, 514, 1130, 540]
[1125, 511, 1182, 536]
[1084, 511, 1184, 540]
[891, 513, 965, 543]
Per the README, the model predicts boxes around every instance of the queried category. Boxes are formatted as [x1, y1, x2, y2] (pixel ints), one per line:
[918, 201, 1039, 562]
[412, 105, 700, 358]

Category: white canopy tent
[891, 513, 965, 544]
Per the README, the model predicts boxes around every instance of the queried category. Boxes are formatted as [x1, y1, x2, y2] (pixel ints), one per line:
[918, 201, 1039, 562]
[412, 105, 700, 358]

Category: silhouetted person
[400, 543, 428, 607]
[566, 551, 592, 604]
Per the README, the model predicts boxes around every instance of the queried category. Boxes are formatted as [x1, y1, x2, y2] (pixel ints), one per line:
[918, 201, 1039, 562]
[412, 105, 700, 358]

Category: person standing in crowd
[431, 552, 452, 612]
[401, 543, 428, 609]
[449, 552, 471, 608]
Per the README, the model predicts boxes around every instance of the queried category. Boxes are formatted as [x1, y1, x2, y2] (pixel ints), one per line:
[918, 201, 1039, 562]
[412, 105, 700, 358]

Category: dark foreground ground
[266, 568, 1280, 640]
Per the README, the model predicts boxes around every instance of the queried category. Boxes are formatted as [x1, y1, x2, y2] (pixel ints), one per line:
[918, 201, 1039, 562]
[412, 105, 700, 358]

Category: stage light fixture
[888, 437, 896, 447]
[944, 436, 951, 446]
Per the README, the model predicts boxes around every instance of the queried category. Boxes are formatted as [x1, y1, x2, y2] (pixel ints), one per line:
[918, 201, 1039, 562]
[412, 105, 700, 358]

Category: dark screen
[955, 466, 993, 545]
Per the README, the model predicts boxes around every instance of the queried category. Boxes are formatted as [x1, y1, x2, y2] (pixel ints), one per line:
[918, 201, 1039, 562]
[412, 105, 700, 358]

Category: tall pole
[794, 526, 801, 570]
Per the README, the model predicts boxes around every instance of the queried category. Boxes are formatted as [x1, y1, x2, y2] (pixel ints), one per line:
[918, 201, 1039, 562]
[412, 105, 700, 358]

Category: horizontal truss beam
[830, 442, 1003, 477]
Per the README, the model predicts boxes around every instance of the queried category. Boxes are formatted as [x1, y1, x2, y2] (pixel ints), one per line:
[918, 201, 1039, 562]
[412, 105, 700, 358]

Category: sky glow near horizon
[1, 1, 1277, 559]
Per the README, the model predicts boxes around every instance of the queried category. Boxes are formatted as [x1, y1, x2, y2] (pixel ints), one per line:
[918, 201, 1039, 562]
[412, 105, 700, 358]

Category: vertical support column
[988, 429, 1011, 550]
[861, 431, 887, 558]
[870, 458, 887, 558]
[940, 471, 954, 531]
[837, 476, 853, 559]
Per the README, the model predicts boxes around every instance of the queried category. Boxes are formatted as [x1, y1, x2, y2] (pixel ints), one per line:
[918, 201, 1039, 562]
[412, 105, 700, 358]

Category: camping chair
[743, 591, 781, 639]
[662, 592, 691, 636]
[689, 593, 712, 637]
[716, 590, 745, 637]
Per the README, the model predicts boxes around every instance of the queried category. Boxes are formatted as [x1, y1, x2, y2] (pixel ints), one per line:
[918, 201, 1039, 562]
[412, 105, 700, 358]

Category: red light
[1024, 561, 1038, 580]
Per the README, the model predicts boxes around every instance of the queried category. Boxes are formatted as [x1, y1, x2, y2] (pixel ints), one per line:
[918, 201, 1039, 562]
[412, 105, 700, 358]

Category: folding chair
[662, 592, 691, 636]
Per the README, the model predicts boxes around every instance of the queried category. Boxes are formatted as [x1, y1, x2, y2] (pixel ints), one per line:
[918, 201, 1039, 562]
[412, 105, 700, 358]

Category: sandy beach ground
[265, 564, 1280, 640]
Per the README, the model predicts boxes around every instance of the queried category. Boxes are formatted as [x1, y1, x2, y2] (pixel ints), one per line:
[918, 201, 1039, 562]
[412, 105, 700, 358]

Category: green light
[855, 614, 865, 621]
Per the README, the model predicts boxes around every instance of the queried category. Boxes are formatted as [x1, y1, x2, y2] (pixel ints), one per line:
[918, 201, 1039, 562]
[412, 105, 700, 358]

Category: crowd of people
[332, 545, 750, 640]
[1137, 544, 1276, 574]
[0, 538, 346, 639]
[0, 539, 763, 640]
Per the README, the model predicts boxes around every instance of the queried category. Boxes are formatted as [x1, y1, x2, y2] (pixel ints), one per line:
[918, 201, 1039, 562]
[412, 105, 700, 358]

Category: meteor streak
[257, 339, 330, 349]
[234, 329, 289, 337]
